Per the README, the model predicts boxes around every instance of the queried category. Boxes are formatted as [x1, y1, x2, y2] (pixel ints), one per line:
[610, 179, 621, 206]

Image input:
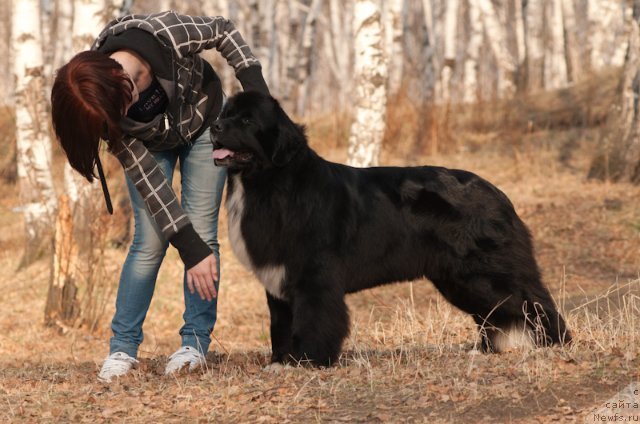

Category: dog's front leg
[266, 291, 293, 363]
[290, 284, 349, 367]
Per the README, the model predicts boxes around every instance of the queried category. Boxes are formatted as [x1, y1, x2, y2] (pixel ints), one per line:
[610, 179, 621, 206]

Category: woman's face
[123, 72, 139, 113]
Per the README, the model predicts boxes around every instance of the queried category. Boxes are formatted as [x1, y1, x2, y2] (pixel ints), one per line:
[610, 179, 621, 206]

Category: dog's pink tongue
[213, 149, 234, 160]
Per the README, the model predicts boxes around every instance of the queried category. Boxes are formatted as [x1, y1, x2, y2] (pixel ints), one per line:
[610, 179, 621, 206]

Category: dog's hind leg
[289, 285, 349, 367]
[267, 292, 294, 363]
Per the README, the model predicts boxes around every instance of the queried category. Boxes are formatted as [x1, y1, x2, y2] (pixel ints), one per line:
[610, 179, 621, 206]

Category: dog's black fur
[211, 91, 571, 366]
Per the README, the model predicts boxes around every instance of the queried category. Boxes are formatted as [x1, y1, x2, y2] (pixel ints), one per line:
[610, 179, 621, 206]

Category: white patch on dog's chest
[226, 175, 286, 299]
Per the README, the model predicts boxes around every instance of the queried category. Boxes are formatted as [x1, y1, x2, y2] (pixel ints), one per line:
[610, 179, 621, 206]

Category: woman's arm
[152, 11, 270, 94]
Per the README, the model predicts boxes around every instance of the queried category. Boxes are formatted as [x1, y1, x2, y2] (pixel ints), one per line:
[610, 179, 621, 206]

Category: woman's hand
[186, 254, 218, 301]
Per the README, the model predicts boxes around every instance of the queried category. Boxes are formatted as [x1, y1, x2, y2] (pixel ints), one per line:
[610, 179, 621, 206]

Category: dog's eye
[241, 117, 251, 126]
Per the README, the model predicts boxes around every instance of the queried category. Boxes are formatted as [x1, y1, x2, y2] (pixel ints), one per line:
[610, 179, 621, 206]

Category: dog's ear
[272, 104, 304, 167]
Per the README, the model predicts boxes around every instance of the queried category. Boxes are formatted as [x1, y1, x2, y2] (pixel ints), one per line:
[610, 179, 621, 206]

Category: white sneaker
[97, 352, 138, 383]
[164, 346, 206, 375]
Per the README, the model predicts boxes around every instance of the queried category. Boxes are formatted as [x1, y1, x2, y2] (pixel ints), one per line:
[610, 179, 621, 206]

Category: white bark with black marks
[384, 0, 404, 95]
[544, 0, 568, 89]
[12, 0, 58, 265]
[347, 0, 388, 167]
[478, 0, 517, 97]
[524, 0, 545, 91]
[463, 0, 483, 103]
[64, 0, 108, 219]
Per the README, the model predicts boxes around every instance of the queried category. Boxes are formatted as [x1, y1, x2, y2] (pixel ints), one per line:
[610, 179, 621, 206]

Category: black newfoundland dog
[211, 91, 571, 366]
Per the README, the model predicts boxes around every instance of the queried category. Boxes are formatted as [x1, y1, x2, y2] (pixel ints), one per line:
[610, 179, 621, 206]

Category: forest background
[0, 0, 639, 422]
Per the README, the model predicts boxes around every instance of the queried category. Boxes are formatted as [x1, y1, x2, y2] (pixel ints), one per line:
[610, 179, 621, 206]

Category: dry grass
[1, 79, 640, 421]
[0, 107, 16, 183]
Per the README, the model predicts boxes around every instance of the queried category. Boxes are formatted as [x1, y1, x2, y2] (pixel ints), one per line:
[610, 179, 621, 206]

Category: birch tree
[418, 0, 437, 102]
[269, 0, 289, 97]
[0, 1, 13, 106]
[560, 0, 580, 82]
[52, 0, 74, 76]
[258, 0, 277, 91]
[544, 0, 568, 89]
[296, 0, 322, 115]
[12, 0, 58, 267]
[589, 1, 640, 183]
[158, 0, 173, 10]
[64, 0, 108, 231]
[439, 0, 458, 101]
[347, 0, 388, 167]
[280, 0, 308, 112]
[524, 0, 545, 91]
[513, 0, 526, 76]
[322, 0, 354, 111]
[384, 0, 404, 95]
[463, 0, 483, 102]
[572, 0, 592, 78]
[46, 0, 111, 329]
[477, 0, 517, 97]
[589, 0, 630, 70]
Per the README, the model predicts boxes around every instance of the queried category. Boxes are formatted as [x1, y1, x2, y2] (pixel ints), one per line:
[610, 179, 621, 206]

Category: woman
[50, 11, 268, 382]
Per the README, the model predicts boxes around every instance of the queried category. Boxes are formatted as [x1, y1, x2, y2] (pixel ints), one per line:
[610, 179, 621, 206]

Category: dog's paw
[263, 362, 292, 373]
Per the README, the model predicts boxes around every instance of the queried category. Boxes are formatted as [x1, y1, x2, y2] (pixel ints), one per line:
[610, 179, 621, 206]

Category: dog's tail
[528, 301, 572, 347]
[509, 297, 572, 351]
[480, 292, 572, 352]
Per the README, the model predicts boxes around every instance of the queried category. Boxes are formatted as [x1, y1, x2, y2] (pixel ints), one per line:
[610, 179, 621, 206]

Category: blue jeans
[109, 129, 226, 358]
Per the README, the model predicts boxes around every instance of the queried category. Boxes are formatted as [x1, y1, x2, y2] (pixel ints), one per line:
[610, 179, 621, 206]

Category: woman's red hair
[51, 50, 133, 182]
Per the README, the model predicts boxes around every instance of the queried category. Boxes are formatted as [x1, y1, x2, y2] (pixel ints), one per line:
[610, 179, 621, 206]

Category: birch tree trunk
[419, 0, 438, 102]
[524, 0, 545, 91]
[347, 0, 388, 167]
[463, 0, 483, 103]
[52, 0, 74, 75]
[158, 0, 173, 11]
[573, 0, 592, 76]
[270, 0, 289, 97]
[439, 0, 458, 102]
[248, 0, 261, 52]
[478, 0, 517, 97]
[589, 0, 629, 70]
[384, 0, 404, 95]
[589, 2, 640, 183]
[65, 0, 109, 237]
[201, 0, 228, 16]
[544, 0, 568, 89]
[260, 0, 277, 91]
[0, 0, 12, 106]
[296, 0, 322, 116]
[513, 0, 526, 71]
[12, 0, 58, 267]
[561, 0, 580, 82]
[322, 0, 353, 111]
[281, 0, 305, 111]
[46, 0, 110, 330]
[45, 196, 79, 327]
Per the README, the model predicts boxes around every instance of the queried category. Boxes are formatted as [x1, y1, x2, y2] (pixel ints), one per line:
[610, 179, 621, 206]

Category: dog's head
[211, 91, 306, 170]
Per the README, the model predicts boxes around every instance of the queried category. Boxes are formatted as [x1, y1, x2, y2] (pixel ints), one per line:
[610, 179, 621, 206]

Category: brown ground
[0, 123, 638, 423]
